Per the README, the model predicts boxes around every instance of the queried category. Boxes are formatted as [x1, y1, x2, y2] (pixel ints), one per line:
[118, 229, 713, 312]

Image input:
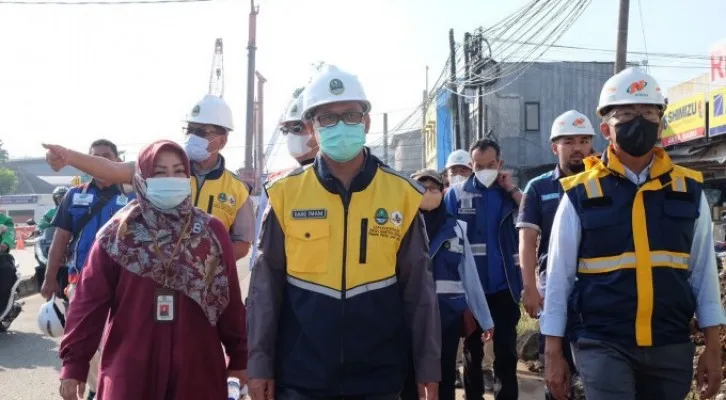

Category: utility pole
[244, 0, 260, 173]
[615, 0, 630, 73]
[448, 28, 461, 150]
[462, 32, 472, 148]
[383, 113, 389, 165]
[255, 71, 266, 195]
[422, 89, 427, 169]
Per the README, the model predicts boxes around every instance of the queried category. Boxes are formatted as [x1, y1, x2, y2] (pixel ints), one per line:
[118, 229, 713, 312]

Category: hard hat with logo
[37, 295, 67, 338]
[281, 93, 304, 124]
[301, 64, 371, 120]
[185, 94, 234, 131]
[596, 67, 666, 117]
[445, 149, 473, 169]
[550, 110, 596, 141]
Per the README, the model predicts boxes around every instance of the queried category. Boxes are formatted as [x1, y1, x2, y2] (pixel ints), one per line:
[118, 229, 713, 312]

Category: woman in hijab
[58, 140, 247, 400]
[401, 169, 494, 400]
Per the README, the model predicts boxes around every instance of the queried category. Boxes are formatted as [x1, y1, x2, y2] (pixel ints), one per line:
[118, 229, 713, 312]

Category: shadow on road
[0, 330, 60, 371]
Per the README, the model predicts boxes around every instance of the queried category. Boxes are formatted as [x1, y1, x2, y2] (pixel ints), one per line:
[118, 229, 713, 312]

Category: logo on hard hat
[191, 105, 201, 117]
[626, 80, 648, 95]
[329, 79, 345, 95]
[572, 118, 585, 127]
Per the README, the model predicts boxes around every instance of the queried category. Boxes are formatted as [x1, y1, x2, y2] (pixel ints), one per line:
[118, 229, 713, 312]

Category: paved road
[0, 253, 543, 399]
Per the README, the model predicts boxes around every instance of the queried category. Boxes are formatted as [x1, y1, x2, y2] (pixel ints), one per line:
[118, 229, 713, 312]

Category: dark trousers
[572, 338, 694, 400]
[276, 386, 399, 400]
[541, 333, 577, 400]
[401, 315, 463, 400]
[464, 290, 520, 400]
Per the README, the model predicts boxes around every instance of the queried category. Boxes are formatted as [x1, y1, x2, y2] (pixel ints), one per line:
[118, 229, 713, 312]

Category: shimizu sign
[661, 94, 707, 146]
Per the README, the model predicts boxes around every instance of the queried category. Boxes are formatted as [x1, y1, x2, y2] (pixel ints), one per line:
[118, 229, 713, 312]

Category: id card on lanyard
[152, 215, 192, 324]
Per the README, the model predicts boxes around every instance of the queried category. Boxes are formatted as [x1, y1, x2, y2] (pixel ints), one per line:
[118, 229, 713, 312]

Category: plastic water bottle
[227, 377, 241, 400]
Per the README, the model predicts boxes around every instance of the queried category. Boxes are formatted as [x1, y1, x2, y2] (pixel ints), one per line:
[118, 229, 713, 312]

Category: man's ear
[551, 141, 558, 156]
[218, 134, 228, 150]
[364, 113, 371, 133]
[600, 122, 612, 141]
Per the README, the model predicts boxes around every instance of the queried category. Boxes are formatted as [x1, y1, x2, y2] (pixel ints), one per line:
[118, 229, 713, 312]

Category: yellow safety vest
[191, 169, 249, 231]
[267, 164, 423, 295]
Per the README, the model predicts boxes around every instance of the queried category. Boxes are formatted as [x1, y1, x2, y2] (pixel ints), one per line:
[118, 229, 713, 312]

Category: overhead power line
[0, 0, 212, 5]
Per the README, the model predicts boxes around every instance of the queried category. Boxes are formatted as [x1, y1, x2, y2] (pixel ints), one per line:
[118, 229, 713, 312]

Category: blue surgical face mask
[183, 135, 211, 162]
[317, 122, 366, 162]
[145, 177, 191, 210]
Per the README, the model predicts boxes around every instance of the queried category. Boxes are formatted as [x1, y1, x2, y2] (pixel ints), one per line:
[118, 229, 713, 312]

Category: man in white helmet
[42, 95, 255, 260]
[444, 149, 473, 188]
[249, 89, 318, 268]
[543, 68, 726, 400]
[247, 64, 441, 400]
[517, 110, 595, 399]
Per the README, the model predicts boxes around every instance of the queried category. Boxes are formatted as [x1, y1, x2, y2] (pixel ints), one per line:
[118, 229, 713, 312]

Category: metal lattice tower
[208, 38, 224, 98]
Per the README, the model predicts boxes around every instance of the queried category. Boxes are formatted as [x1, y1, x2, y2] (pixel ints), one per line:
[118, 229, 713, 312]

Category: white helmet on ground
[185, 94, 234, 131]
[550, 110, 596, 141]
[281, 94, 304, 124]
[445, 149, 472, 169]
[37, 295, 67, 338]
[596, 67, 666, 117]
[302, 64, 371, 120]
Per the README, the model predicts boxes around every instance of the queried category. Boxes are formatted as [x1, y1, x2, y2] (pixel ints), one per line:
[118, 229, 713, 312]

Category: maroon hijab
[97, 140, 230, 325]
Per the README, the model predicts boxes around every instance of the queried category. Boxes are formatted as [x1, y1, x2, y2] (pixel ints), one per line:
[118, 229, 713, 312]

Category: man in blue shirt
[444, 139, 523, 400]
[42, 139, 133, 400]
[517, 110, 595, 399]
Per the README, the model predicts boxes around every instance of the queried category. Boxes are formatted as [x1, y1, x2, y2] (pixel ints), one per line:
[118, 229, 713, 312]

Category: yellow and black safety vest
[561, 146, 702, 347]
[265, 154, 423, 395]
[191, 156, 249, 231]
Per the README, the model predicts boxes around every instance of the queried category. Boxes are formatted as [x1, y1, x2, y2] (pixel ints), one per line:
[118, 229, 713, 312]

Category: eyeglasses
[280, 123, 304, 135]
[313, 112, 365, 128]
[608, 108, 662, 124]
[184, 126, 221, 138]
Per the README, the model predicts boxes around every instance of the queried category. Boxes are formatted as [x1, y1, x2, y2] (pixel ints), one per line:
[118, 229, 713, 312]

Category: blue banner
[436, 89, 453, 171]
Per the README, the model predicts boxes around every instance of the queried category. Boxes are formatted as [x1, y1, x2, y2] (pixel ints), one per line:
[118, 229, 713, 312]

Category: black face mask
[614, 115, 660, 157]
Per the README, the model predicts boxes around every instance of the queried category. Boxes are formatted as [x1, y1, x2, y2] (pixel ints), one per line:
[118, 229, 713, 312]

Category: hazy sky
[0, 0, 724, 172]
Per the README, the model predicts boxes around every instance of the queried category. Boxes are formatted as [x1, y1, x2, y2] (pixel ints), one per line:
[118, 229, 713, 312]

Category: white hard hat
[596, 67, 666, 117]
[281, 93, 304, 124]
[37, 295, 67, 338]
[185, 94, 234, 131]
[550, 110, 596, 141]
[302, 64, 371, 120]
[445, 149, 472, 169]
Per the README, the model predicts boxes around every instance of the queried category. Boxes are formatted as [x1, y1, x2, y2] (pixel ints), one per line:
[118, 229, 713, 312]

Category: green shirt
[0, 213, 15, 251]
[38, 207, 57, 230]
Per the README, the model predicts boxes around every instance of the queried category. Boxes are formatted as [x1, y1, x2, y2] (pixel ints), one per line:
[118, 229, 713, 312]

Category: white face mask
[474, 169, 499, 188]
[183, 135, 211, 162]
[449, 175, 468, 186]
[287, 133, 314, 159]
[145, 177, 191, 210]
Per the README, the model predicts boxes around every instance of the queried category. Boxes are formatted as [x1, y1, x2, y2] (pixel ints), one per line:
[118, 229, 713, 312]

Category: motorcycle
[32, 223, 69, 300]
[0, 231, 22, 332]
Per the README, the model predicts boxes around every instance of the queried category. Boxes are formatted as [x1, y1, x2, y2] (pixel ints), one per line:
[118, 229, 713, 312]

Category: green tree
[0, 167, 18, 195]
[0, 140, 8, 163]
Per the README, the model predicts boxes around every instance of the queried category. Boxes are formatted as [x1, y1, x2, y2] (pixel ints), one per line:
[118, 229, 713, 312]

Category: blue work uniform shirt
[444, 176, 510, 294]
[516, 166, 564, 272]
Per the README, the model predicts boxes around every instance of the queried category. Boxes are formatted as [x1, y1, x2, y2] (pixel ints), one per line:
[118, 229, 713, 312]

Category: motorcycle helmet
[52, 186, 69, 207]
[37, 295, 67, 338]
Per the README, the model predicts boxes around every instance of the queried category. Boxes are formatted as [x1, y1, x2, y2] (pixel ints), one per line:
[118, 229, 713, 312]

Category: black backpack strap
[67, 190, 116, 250]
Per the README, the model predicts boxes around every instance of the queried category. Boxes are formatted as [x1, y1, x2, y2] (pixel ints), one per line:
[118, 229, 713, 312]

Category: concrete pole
[244, 0, 259, 171]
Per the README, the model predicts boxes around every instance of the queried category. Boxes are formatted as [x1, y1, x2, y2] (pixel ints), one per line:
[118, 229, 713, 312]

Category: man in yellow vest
[247, 64, 441, 400]
[41, 95, 254, 260]
[542, 67, 726, 400]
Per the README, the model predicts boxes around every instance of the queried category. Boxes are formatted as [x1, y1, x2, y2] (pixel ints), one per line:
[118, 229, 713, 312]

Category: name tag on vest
[72, 193, 94, 206]
[291, 209, 328, 220]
